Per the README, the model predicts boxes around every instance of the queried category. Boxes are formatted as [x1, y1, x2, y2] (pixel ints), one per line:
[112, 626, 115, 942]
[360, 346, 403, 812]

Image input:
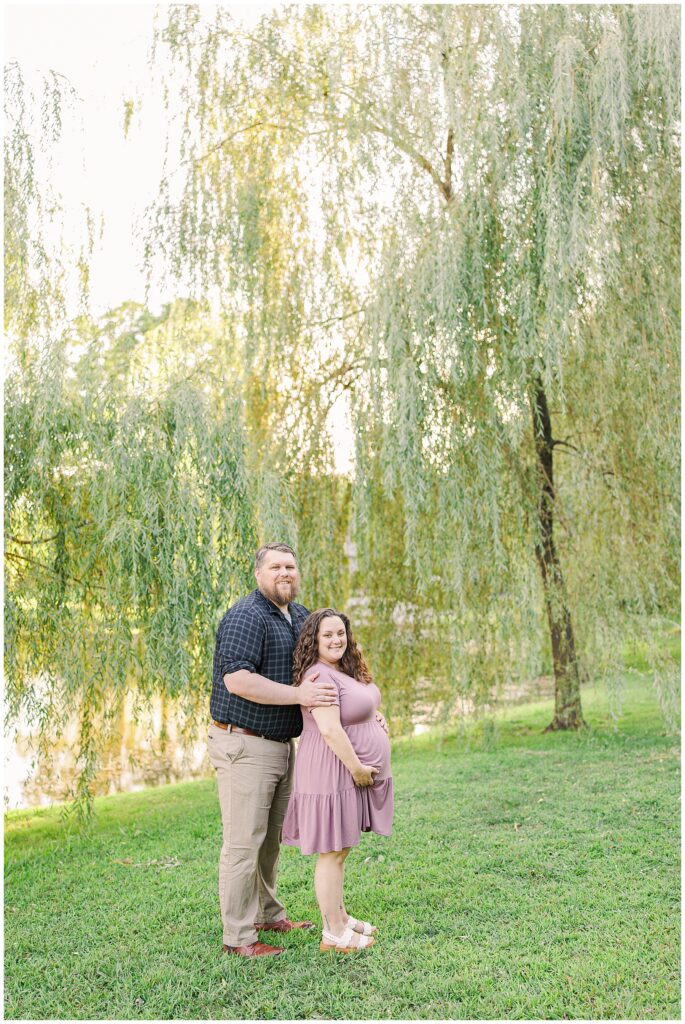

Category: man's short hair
[255, 543, 297, 571]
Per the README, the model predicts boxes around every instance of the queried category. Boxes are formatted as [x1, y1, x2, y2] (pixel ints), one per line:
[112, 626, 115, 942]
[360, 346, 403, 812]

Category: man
[208, 542, 338, 957]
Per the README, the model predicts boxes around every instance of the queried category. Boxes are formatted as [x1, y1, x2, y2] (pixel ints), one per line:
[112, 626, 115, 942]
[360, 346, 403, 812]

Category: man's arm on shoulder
[225, 669, 338, 707]
[219, 601, 337, 707]
[225, 669, 299, 705]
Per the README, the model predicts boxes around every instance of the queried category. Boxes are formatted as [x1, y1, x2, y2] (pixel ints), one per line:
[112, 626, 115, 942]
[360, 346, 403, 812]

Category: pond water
[4, 691, 211, 811]
[4, 675, 555, 811]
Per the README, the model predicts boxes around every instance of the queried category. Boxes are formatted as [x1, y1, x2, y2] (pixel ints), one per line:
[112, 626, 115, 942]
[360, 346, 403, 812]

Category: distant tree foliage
[5, 300, 259, 812]
[149, 4, 680, 728]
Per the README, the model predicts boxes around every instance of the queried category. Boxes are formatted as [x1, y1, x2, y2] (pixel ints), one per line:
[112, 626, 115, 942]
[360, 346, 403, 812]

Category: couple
[208, 542, 394, 957]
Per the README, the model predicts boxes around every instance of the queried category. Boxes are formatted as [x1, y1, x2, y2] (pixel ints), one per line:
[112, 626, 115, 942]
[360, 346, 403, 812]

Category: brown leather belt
[212, 721, 289, 744]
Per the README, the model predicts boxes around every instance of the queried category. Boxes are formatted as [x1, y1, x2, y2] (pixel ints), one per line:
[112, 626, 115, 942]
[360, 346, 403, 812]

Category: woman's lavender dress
[282, 661, 394, 855]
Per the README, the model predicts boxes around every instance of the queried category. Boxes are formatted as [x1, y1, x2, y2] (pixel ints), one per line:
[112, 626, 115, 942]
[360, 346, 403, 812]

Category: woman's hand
[375, 711, 389, 736]
[352, 763, 379, 787]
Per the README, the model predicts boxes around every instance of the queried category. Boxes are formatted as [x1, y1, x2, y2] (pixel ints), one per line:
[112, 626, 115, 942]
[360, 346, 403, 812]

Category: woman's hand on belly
[375, 711, 389, 736]
[346, 723, 390, 778]
[352, 763, 380, 787]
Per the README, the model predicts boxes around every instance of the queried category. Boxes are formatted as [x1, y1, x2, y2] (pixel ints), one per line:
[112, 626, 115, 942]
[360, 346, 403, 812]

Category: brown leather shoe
[254, 918, 314, 933]
[223, 940, 285, 957]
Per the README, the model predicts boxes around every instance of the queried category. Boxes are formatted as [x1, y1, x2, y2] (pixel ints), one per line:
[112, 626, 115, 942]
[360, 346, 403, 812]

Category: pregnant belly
[345, 722, 391, 780]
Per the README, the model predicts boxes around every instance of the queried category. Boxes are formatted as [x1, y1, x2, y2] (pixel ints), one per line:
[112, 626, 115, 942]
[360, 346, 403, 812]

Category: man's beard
[261, 578, 299, 607]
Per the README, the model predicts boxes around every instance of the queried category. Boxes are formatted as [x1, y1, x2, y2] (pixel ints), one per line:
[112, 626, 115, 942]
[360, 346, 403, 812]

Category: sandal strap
[322, 926, 371, 948]
[322, 926, 356, 946]
[347, 916, 375, 936]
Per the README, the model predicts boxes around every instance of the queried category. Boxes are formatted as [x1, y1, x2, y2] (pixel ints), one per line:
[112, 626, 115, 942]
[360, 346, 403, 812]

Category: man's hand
[298, 671, 338, 708]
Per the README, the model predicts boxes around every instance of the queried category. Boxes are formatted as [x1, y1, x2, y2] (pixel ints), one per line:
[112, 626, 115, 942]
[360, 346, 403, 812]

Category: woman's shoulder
[330, 666, 368, 689]
[309, 661, 354, 686]
[308, 660, 341, 681]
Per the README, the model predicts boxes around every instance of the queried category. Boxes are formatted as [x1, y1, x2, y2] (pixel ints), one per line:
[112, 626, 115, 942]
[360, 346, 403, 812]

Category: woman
[282, 608, 393, 953]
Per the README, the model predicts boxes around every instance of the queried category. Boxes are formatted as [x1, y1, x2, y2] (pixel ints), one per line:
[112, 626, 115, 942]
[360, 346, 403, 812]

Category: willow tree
[316, 4, 681, 729]
[5, 300, 261, 808]
[150, 5, 679, 730]
[4, 64, 261, 810]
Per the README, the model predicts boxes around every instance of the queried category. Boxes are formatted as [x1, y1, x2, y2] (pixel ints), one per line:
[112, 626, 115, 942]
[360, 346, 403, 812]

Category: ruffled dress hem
[282, 777, 394, 855]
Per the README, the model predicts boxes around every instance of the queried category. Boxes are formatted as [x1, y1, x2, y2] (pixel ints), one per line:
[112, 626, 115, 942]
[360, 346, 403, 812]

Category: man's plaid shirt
[210, 588, 310, 740]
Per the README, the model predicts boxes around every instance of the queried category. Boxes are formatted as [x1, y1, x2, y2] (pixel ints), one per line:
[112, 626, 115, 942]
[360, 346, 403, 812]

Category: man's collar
[254, 587, 291, 617]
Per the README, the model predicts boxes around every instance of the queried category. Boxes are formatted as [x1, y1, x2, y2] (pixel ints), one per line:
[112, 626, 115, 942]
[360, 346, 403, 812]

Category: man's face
[255, 550, 300, 608]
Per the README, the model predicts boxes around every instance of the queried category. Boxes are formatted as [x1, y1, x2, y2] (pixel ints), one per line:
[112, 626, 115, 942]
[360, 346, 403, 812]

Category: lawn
[5, 671, 680, 1020]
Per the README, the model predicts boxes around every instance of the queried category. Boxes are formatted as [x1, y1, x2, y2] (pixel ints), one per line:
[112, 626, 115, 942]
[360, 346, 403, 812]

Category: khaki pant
[207, 724, 295, 947]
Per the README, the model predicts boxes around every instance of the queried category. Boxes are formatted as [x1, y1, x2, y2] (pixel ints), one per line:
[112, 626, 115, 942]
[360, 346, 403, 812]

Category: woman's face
[317, 615, 347, 665]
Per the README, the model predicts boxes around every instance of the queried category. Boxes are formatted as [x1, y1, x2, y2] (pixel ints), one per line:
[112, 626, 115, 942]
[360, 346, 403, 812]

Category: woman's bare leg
[338, 848, 352, 926]
[315, 850, 348, 936]
[338, 849, 377, 934]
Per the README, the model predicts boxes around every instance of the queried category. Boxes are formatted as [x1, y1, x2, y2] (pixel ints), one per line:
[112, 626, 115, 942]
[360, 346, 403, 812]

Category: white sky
[5, 3, 277, 314]
[5, 2, 353, 471]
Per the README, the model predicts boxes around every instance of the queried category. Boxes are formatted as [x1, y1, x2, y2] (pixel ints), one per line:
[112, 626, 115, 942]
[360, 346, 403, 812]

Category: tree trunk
[530, 376, 587, 731]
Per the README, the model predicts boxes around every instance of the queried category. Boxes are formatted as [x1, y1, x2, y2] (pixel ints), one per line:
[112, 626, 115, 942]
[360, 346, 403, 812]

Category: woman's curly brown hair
[292, 608, 373, 686]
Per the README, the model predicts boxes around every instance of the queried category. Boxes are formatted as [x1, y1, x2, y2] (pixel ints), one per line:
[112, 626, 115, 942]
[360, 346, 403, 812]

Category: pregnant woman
[282, 608, 393, 953]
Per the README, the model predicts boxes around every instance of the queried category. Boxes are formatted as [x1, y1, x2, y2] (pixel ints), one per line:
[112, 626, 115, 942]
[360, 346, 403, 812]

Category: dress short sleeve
[305, 666, 341, 713]
[323, 670, 342, 707]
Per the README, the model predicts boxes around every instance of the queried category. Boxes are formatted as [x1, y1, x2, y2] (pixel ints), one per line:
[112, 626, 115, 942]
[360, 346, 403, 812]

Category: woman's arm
[311, 706, 379, 786]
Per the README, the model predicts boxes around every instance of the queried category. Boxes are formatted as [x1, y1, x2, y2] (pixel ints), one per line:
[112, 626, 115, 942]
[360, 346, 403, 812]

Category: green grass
[5, 672, 680, 1020]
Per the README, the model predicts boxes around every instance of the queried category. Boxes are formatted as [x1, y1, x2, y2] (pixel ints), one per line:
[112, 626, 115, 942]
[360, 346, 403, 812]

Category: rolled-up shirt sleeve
[218, 608, 266, 678]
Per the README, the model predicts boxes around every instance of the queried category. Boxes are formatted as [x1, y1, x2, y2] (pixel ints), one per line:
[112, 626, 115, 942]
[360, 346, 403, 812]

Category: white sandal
[320, 926, 375, 952]
[347, 915, 378, 936]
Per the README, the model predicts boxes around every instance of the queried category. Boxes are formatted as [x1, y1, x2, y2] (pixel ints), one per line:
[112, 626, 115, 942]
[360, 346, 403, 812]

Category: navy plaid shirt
[210, 588, 309, 740]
